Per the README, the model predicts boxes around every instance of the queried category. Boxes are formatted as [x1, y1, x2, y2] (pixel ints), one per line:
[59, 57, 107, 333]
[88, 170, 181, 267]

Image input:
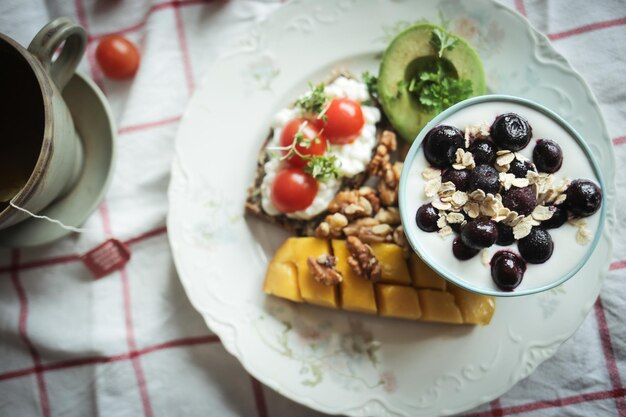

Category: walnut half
[346, 236, 381, 282]
[308, 255, 343, 286]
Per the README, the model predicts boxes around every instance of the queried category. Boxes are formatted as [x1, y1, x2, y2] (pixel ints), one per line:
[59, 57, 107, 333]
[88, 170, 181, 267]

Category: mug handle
[27, 17, 87, 90]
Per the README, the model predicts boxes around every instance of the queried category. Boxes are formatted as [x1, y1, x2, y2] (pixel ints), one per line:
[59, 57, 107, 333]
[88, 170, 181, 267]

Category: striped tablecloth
[0, 1, 624, 416]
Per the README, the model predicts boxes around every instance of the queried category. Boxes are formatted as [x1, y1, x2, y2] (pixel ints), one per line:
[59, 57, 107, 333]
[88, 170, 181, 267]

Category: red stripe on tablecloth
[119, 266, 154, 417]
[514, 0, 527, 17]
[489, 399, 503, 416]
[123, 226, 168, 246]
[118, 115, 182, 135]
[0, 226, 167, 274]
[464, 388, 626, 416]
[74, 0, 105, 91]
[98, 200, 113, 238]
[613, 136, 626, 146]
[0, 335, 219, 382]
[10, 250, 51, 417]
[88, 0, 212, 42]
[250, 376, 269, 417]
[549, 16, 626, 41]
[594, 297, 626, 416]
[610, 260, 626, 271]
[174, 1, 196, 94]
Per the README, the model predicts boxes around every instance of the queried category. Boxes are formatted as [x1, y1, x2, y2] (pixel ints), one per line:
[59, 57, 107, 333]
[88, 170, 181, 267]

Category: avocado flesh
[378, 23, 486, 143]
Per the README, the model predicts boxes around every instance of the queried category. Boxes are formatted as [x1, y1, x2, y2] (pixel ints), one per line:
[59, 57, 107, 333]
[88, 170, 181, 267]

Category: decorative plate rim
[167, 1, 616, 416]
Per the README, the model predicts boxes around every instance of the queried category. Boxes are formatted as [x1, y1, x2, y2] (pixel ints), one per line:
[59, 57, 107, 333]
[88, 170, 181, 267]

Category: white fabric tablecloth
[0, 1, 624, 416]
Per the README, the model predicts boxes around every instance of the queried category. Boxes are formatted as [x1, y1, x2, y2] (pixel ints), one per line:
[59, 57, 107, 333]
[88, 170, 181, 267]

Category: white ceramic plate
[167, 1, 616, 416]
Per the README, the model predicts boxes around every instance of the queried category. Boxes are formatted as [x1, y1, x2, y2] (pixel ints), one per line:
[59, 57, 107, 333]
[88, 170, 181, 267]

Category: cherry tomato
[271, 167, 318, 213]
[323, 97, 364, 144]
[96, 35, 140, 80]
[279, 118, 327, 167]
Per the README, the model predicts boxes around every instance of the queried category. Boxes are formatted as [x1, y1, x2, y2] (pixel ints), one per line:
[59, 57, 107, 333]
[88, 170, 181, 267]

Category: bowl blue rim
[398, 94, 607, 297]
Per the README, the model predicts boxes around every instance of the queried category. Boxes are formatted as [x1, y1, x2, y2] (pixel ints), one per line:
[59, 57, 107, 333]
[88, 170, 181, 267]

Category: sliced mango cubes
[263, 237, 495, 325]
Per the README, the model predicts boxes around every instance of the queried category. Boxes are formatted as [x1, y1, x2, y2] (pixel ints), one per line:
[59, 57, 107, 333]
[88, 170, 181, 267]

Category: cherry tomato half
[271, 167, 318, 213]
[323, 97, 364, 144]
[96, 35, 140, 80]
[279, 118, 327, 167]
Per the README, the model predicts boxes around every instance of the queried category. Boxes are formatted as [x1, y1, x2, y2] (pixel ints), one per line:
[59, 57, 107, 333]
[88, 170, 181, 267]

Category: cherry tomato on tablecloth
[96, 35, 140, 80]
[271, 167, 318, 213]
[323, 97, 364, 144]
[279, 118, 327, 167]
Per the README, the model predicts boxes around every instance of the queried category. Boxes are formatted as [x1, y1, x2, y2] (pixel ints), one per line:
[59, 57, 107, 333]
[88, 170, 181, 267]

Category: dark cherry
[423, 125, 465, 168]
[503, 186, 537, 216]
[496, 222, 516, 246]
[452, 236, 480, 260]
[490, 251, 526, 291]
[533, 139, 563, 173]
[415, 203, 439, 232]
[509, 159, 535, 178]
[468, 164, 500, 194]
[468, 139, 497, 165]
[541, 205, 568, 229]
[565, 179, 602, 217]
[490, 113, 532, 151]
[442, 169, 470, 191]
[461, 219, 498, 249]
[518, 227, 554, 264]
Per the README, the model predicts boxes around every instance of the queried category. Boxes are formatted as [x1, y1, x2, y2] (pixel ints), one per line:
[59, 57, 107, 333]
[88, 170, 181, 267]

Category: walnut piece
[368, 130, 397, 177]
[346, 236, 381, 282]
[315, 212, 349, 238]
[328, 189, 378, 219]
[308, 255, 343, 286]
[378, 162, 402, 206]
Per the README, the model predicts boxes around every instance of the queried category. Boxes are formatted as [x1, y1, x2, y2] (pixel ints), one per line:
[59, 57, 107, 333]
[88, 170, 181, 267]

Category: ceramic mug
[0, 17, 86, 231]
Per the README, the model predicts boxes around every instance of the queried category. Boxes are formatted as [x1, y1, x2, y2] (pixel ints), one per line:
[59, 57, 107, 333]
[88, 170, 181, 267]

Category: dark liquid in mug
[0, 40, 45, 211]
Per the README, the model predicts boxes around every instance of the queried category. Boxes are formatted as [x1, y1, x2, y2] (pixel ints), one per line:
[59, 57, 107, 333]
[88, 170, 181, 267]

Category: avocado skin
[378, 23, 487, 143]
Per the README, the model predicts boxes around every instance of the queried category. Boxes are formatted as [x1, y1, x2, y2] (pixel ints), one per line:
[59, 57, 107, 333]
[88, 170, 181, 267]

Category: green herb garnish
[305, 154, 340, 182]
[362, 71, 379, 103]
[408, 64, 472, 114]
[429, 28, 457, 58]
[295, 82, 327, 115]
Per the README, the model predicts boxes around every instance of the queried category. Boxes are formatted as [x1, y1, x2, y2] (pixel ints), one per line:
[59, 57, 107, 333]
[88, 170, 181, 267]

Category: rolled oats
[452, 148, 476, 170]
[513, 216, 533, 239]
[438, 225, 453, 238]
[422, 167, 441, 180]
[531, 205, 554, 221]
[496, 150, 515, 167]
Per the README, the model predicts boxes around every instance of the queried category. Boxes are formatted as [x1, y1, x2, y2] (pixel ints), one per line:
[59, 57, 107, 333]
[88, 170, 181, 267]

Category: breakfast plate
[167, 0, 616, 415]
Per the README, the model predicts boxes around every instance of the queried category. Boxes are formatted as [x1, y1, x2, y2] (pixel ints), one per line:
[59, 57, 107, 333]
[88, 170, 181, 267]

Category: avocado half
[378, 23, 486, 143]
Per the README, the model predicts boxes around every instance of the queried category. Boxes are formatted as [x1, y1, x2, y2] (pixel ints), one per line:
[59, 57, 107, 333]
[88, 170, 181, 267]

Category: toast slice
[245, 72, 386, 236]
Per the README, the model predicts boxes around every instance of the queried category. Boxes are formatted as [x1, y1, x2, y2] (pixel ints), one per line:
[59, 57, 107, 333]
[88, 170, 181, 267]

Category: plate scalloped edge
[167, 0, 616, 415]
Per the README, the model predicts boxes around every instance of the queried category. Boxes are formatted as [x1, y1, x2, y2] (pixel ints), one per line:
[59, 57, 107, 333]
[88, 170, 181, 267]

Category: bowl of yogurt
[399, 95, 606, 297]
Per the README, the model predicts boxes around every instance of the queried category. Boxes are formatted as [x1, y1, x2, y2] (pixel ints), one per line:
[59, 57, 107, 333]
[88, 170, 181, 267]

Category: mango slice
[263, 238, 302, 302]
[448, 284, 496, 325]
[263, 238, 495, 325]
[293, 237, 338, 308]
[418, 290, 463, 324]
[409, 252, 446, 290]
[370, 243, 411, 285]
[332, 240, 377, 314]
[375, 284, 422, 320]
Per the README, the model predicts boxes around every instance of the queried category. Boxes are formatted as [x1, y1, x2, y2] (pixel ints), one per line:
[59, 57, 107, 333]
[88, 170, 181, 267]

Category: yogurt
[401, 99, 603, 295]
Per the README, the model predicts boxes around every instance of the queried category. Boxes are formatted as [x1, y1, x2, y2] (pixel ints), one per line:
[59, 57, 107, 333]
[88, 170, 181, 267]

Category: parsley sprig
[408, 64, 472, 114]
[267, 120, 340, 183]
[304, 154, 340, 182]
[430, 28, 457, 58]
[362, 71, 379, 104]
[295, 83, 328, 115]
[397, 28, 473, 113]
